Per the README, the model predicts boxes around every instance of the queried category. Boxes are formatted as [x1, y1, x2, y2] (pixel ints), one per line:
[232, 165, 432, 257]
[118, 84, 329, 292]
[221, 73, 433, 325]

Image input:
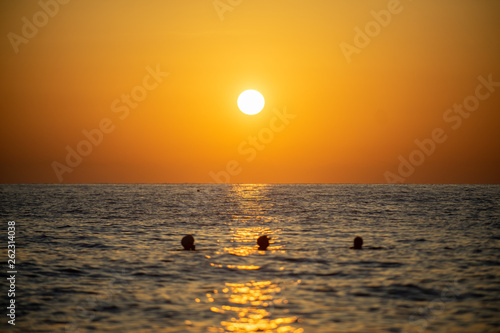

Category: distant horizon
[2, 182, 499, 185]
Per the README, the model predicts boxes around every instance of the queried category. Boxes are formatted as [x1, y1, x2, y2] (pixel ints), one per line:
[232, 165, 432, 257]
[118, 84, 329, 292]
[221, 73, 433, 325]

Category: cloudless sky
[1, 0, 499, 183]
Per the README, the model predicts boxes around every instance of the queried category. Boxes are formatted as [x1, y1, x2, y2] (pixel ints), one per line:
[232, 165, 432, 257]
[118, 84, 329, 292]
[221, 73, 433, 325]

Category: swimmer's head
[181, 234, 195, 250]
[353, 236, 363, 249]
[257, 235, 270, 250]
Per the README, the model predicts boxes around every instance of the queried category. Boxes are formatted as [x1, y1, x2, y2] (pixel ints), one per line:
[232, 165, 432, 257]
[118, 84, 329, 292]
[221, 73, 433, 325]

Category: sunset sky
[1, 0, 499, 183]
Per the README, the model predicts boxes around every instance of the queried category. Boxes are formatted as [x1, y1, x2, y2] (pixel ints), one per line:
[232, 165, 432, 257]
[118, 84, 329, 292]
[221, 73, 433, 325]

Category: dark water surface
[1, 184, 499, 332]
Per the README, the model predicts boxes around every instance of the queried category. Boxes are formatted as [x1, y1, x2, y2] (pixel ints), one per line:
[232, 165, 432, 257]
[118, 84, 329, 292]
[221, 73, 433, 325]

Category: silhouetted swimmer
[181, 234, 195, 250]
[350, 236, 363, 250]
[257, 235, 270, 250]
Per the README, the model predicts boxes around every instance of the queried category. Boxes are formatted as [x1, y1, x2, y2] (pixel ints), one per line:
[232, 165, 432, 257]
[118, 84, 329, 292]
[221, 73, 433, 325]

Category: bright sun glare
[237, 90, 265, 115]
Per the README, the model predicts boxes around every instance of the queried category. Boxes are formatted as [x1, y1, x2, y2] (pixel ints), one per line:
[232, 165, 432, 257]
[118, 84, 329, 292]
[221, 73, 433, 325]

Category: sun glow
[237, 90, 265, 115]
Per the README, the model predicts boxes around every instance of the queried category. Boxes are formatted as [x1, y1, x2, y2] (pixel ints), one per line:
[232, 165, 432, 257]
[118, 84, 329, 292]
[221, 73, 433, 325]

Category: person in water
[350, 236, 363, 250]
[257, 235, 270, 250]
[181, 234, 195, 250]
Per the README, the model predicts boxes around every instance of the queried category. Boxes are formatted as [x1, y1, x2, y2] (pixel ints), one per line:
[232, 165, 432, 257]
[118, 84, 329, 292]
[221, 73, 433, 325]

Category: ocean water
[1, 184, 499, 333]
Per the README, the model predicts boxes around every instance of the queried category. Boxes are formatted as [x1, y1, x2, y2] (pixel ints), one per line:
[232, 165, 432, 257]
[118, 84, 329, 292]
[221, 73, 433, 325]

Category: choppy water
[1, 184, 500, 332]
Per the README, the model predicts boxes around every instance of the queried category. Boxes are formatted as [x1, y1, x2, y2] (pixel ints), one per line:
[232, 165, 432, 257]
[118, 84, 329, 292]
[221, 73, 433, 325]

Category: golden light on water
[223, 226, 281, 257]
[223, 246, 257, 257]
[210, 263, 261, 270]
[202, 184, 301, 332]
[214, 185, 284, 258]
[210, 281, 303, 333]
[227, 265, 261, 270]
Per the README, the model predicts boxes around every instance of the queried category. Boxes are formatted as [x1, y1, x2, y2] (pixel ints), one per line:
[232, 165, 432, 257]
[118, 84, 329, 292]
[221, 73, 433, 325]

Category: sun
[237, 90, 265, 115]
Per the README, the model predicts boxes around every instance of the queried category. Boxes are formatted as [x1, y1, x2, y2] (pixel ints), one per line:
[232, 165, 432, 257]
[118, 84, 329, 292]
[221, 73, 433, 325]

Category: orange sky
[1, 0, 499, 183]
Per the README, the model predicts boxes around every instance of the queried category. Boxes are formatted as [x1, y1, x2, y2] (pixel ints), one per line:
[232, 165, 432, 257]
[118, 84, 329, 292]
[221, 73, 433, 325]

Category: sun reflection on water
[203, 185, 301, 332]
[209, 281, 302, 333]
[226, 184, 272, 221]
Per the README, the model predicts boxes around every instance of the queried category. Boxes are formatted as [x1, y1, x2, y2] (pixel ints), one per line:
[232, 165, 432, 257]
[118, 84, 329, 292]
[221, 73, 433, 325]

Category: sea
[1, 184, 499, 333]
